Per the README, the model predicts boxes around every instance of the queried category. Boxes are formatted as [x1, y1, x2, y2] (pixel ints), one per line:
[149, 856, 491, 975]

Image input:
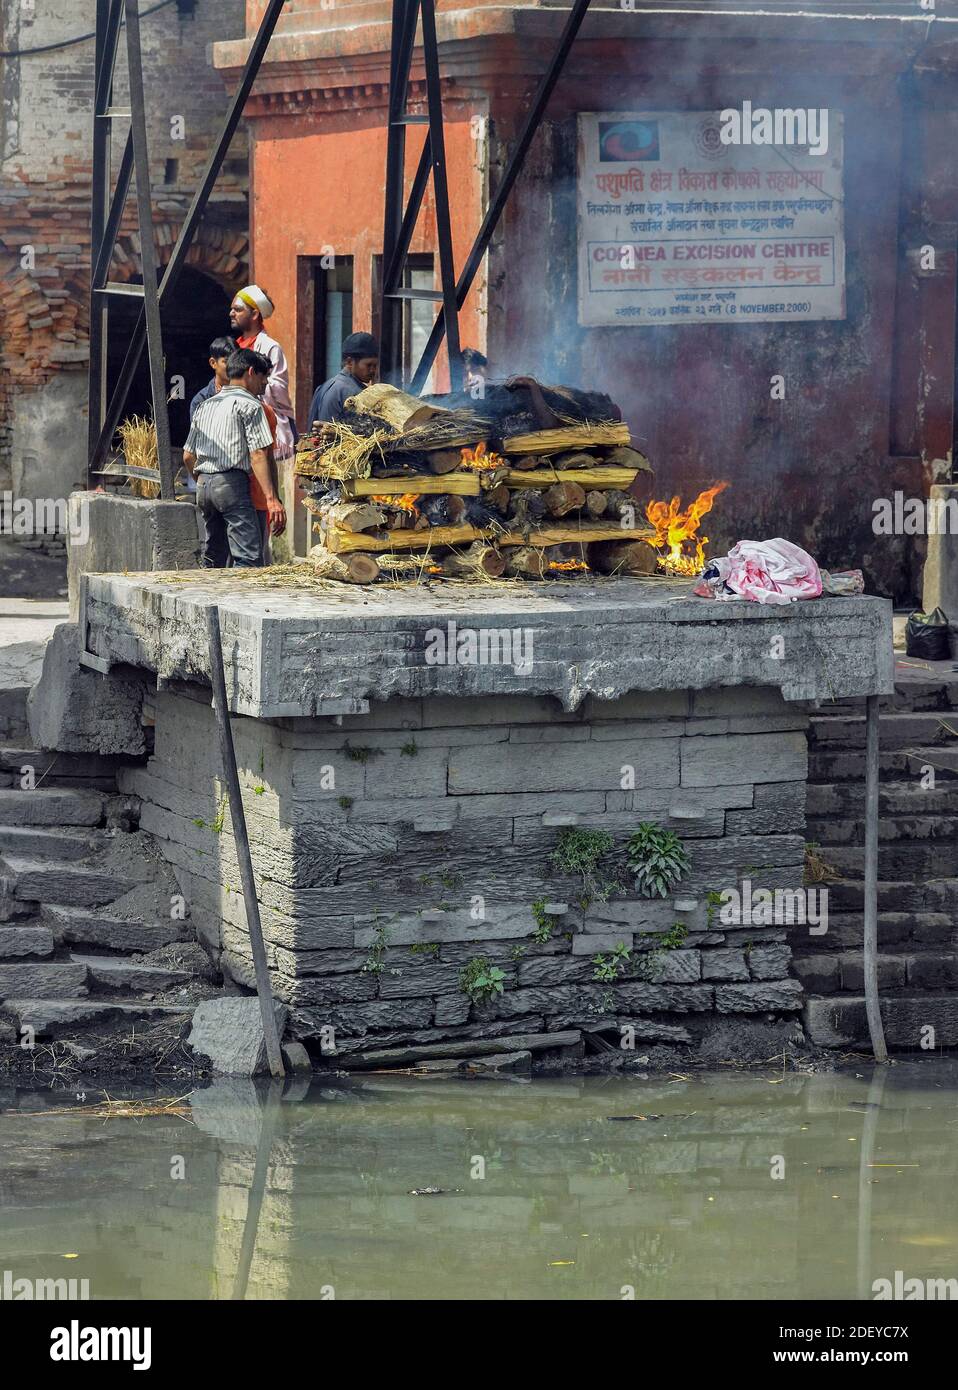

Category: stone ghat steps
[808, 711, 958, 752]
[0, 748, 124, 791]
[794, 948, 958, 995]
[0, 787, 107, 827]
[0, 956, 191, 1001]
[0, 854, 137, 909]
[0, 754, 198, 1031]
[804, 993, 958, 1048]
[801, 682, 958, 1049]
[1, 998, 192, 1038]
[41, 904, 189, 952]
[793, 909, 953, 951]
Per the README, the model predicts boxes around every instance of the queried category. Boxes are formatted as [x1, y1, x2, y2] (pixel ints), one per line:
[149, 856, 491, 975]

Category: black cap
[342, 332, 379, 359]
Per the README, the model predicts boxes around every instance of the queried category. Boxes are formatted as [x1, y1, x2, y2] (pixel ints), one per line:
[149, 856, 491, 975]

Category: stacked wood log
[294, 381, 659, 584]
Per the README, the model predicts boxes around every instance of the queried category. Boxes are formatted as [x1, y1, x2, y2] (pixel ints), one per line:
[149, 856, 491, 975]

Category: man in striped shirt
[183, 348, 287, 568]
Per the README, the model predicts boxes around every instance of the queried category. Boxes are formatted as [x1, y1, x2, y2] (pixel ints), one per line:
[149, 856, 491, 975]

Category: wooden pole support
[206, 605, 285, 1079]
[863, 693, 888, 1062]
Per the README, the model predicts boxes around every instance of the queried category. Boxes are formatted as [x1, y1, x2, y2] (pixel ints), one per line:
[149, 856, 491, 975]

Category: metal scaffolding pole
[409, 0, 593, 393]
[87, 0, 289, 482]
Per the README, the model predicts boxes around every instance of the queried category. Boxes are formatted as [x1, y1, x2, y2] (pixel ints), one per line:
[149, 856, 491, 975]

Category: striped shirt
[184, 387, 273, 475]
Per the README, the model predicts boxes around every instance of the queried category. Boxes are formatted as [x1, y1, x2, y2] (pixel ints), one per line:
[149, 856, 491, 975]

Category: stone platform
[65, 570, 896, 1058]
[83, 572, 894, 716]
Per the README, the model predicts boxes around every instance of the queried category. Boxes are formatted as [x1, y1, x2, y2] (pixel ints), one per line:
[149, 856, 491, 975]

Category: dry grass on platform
[148, 562, 689, 593]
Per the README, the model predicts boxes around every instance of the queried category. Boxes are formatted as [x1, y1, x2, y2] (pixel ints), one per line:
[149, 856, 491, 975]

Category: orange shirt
[249, 400, 276, 512]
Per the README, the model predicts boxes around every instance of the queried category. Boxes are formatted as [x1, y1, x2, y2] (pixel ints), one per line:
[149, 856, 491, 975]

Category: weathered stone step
[807, 749, 910, 783]
[807, 813, 958, 845]
[0, 856, 133, 907]
[0, 998, 191, 1039]
[826, 878, 958, 914]
[804, 993, 958, 1048]
[905, 747, 958, 779]
[811, 683, 958, 715]
[0, 925, 55, 959]
[42, 904, 188, 952]
[69, 955, 191, 994]
[0, 825, 99, 861]
[791, 910, 954, 953]
[793, 950, 958, 995]
[820, 843, 958, 880]
[807, 782, 958, 817]
[0, 747, 122, 789]
[808, 712, 956, 751]
[0, 788, 104, 826]
[0, 962, 88, 1000]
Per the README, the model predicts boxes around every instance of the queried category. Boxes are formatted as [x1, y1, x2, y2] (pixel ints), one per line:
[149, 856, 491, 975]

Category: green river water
[1, 1060, 956, 1300]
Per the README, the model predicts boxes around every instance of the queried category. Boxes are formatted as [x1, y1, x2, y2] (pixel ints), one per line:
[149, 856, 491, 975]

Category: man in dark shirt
[189, 336, 237, 421]
[308, 332, 379, 426]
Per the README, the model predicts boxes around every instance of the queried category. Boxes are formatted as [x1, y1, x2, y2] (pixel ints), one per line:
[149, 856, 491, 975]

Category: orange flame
[372, 492, 421, 513]
[460, 441, 504, 471]
[548, 558, 590, 573]
[644, 482, 729, 576]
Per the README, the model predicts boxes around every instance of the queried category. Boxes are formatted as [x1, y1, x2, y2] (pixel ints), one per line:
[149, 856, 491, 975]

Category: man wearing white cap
[229, 285, 296, 459]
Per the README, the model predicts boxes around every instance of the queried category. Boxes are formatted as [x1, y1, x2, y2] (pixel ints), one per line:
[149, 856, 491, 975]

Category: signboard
[577, 111, 845, 327]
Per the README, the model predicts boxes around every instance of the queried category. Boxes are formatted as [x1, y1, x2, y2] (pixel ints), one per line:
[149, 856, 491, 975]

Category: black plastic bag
[905, 607, 951, 660]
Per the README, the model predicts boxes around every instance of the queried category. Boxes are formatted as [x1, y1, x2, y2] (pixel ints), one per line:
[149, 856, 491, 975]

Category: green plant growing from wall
[627, 822, 690, 898]
[344, 744, 380, 764]
[638, 922, 689, 981]
[401, 740, 419, 757]
[362, 922, 391, 975]
[459, 957, 506, 1004]
[531, 898, 553, 943]
[549, 828, 619, 907]
[210, 795, 229, 835]
[409, 942, 439, 956]
[338, 796, 354, 811]
[592, 941, 632, 983]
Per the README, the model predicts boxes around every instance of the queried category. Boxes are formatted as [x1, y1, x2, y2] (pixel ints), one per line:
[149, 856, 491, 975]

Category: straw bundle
[295, 419, 396, 481]
[117, 415, 160, 497]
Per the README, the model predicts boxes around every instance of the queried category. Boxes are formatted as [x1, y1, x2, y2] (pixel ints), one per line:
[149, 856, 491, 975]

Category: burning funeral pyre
[294, 379, 725, 584]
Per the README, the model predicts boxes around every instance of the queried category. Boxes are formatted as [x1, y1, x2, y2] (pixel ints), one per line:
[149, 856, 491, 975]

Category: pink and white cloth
[694, 538, 823, 605]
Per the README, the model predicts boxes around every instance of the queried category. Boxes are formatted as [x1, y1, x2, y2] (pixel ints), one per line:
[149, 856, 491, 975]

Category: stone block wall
[119, 683, 810, 1056]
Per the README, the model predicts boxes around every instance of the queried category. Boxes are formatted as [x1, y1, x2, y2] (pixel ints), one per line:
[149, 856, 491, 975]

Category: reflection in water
[1, 1062, 957, 1301]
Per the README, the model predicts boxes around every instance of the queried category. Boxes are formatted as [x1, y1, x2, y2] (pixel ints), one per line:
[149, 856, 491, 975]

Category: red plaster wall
[249, 112, 485, 414]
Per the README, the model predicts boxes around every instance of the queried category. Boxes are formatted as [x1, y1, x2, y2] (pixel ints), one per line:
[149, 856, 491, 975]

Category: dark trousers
[196, 470, 263, 569]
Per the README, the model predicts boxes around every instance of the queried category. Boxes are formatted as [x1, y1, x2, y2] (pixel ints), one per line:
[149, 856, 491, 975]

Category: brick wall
[0, 0, 249, 491]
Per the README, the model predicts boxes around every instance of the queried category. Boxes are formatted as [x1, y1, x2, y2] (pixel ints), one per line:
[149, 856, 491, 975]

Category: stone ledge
[82, 572, 893, 717]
